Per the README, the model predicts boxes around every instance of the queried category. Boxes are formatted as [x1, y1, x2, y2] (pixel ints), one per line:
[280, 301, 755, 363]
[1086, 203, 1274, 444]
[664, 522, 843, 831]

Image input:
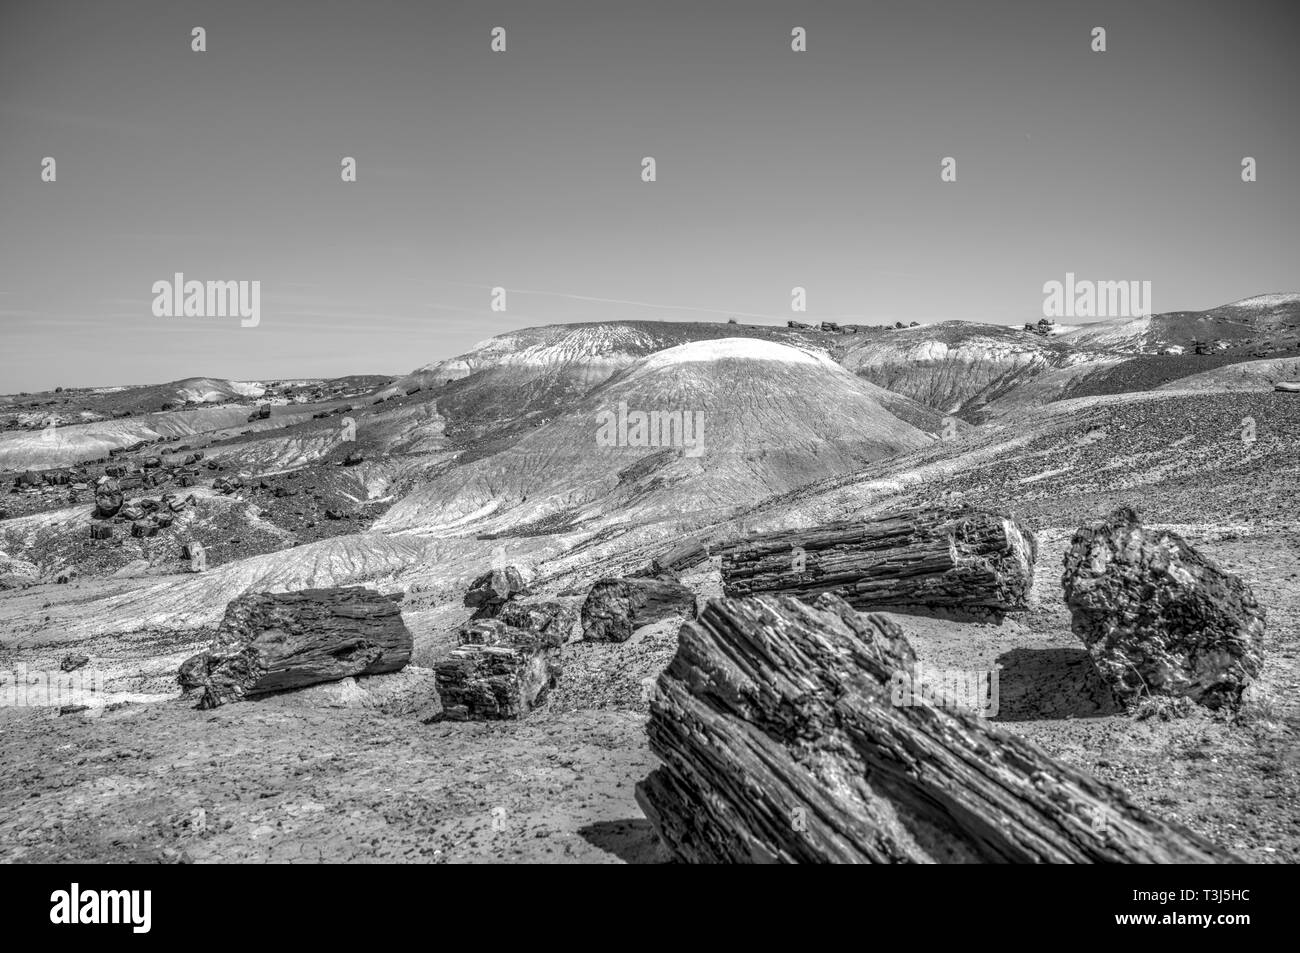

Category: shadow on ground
[993, 647, 1122, 721]
[578, 818, 669, 864]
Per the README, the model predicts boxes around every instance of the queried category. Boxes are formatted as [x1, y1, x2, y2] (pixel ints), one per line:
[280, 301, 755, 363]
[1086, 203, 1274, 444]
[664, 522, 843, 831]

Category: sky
[1, 0, 1297, 392]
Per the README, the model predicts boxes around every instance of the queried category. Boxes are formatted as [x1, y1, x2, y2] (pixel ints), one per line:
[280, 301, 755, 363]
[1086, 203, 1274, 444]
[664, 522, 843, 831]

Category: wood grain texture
[636, 593, 1235, 864]
[177, 586, 412, 709]
[716, 505, 1036, 618]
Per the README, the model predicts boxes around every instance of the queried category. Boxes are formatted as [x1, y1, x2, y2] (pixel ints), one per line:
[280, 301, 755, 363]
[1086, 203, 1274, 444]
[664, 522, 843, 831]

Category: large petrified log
[178, 587, 412, 709]
[716, 506, 1035, 618]
[435, 621, 559, 720]
[581, 574, 696, 642]
[1062, 506, 1265, 711]
[636, 593, 1234, 863]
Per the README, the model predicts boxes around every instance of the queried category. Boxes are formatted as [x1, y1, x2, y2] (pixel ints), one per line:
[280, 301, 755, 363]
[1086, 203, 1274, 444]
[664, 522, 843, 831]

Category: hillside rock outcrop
[1062, 507, 1265, 710]
[636, 593, 1235, 863]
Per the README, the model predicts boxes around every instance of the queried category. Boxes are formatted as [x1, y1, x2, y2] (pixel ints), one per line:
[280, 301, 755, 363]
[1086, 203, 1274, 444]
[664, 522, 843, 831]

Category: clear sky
[1, 0, 1297, 391]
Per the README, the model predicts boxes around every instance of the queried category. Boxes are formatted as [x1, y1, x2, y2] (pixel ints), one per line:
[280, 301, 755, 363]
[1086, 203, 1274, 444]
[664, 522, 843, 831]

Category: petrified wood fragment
[178, 586, 412, 709]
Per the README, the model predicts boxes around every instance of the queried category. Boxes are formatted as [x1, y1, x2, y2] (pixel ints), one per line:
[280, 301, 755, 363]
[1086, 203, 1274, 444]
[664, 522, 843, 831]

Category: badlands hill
[378, 338, 936, 536]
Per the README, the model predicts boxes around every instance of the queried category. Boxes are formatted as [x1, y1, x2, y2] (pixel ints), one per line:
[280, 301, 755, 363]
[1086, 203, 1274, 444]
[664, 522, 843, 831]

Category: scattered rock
[60, 654, 90, 672]
[89, 524, 113, 540]
[1062, 506, 1266, 711]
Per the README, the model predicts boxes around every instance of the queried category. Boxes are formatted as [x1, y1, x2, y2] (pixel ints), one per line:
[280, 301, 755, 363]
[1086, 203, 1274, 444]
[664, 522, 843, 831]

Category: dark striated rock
[177, 586, 412, 709]
[1062, 507, 1266, 711]
[637, 593, 1236, 864]
[89, 524, 112, 540]
[60, 654, 90, 672]
[463, 566, 526, 609]
[581, 574, 695, 642]
[716, 505, 1035, 620]
[435, 622, 559, 721]
[130, 521, 157, 538]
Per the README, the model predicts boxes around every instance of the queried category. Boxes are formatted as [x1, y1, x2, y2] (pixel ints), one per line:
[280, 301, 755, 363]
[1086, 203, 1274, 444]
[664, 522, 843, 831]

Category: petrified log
[435, 622, 559, 720]
[636, 593, 1235, 863]
[493, 599, 578, 646]
[463, 566, 526, 609]
[177, 586, 412, 709]
[1062, 506, 1265, 711]
[717, 506, 1035, 618]
[581, 575, 696, 642]
[89, 524, 112, 540]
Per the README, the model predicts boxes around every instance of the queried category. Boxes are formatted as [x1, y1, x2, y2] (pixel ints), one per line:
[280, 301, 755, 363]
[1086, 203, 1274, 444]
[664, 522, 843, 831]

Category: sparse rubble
[1062, 506, 1266, 711]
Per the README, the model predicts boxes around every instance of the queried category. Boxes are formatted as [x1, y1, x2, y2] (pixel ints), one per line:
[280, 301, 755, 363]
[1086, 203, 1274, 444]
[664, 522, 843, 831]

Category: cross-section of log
[581, 574, 696, 642]
[636, 593, 1234, 863]
[716, 506, 1035, 617]
[435, 622, 559, 720]
[177, 586, 412, 709]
